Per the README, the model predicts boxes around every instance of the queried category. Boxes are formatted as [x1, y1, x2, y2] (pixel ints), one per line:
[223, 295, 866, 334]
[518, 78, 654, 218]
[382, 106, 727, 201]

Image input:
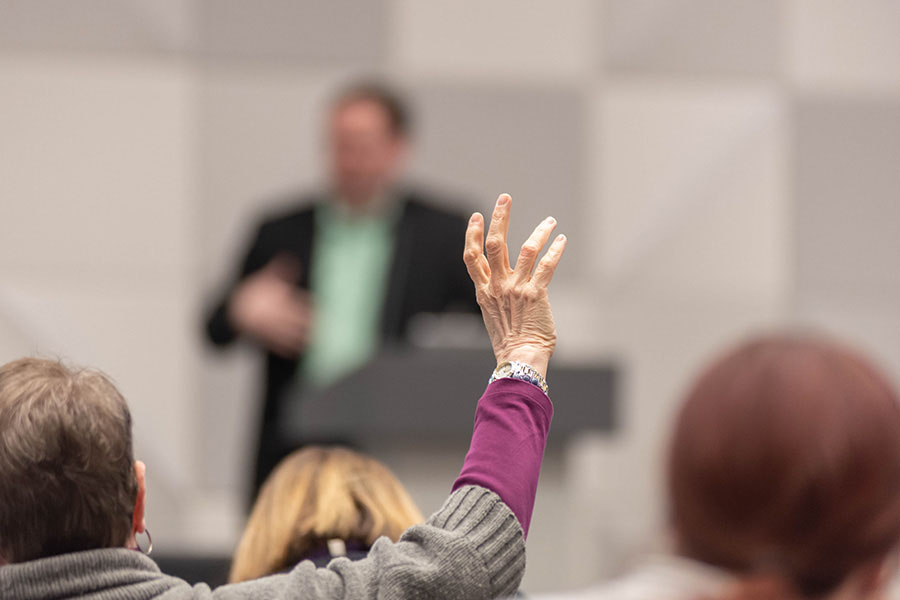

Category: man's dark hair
[332, 81, 412, 138]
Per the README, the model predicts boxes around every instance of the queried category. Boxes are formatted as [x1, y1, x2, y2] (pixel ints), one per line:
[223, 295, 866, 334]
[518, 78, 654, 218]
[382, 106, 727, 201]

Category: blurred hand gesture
[463, 194, 566, 378]
[228, 255, 313, 358]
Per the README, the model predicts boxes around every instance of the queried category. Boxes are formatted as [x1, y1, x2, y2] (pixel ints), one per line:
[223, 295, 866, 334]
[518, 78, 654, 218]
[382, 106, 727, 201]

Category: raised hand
[462, 193, 567, 378]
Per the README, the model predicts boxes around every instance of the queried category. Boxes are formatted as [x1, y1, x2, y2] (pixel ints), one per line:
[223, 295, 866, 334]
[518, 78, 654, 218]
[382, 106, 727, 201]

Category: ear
[132, 460, 147, 536]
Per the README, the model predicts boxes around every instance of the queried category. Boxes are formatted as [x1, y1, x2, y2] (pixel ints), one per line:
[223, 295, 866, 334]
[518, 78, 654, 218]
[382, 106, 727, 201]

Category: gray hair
[0, 358, 137, 562]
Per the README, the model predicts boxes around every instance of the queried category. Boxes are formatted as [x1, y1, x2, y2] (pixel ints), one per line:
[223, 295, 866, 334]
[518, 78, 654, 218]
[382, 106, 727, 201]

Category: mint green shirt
[300, 202, 397, 389]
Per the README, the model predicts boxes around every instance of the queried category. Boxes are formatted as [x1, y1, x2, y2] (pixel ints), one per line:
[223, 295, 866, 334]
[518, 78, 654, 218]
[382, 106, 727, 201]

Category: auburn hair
[668, 334, 900, 599]
[229, 446, 423, 583]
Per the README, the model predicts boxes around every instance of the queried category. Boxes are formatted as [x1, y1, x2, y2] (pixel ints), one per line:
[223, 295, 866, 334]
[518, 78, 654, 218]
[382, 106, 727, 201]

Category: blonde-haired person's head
[229, 446, 423, 583]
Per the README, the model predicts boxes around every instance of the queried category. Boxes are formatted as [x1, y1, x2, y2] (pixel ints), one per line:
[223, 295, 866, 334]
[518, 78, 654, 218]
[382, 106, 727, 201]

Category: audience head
[229, 446, 423, 583]
[667, 334, 900, 599]
[0, 358, 145, 564]
[327, 80, 411, 207]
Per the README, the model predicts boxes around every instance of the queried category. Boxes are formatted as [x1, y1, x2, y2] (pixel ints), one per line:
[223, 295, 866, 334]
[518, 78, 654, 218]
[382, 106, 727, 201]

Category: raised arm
[216, 194, 566, 599]
[454, 193, 566, 536]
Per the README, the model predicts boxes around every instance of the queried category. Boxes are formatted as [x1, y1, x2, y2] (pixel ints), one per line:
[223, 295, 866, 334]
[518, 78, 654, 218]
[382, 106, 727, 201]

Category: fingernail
[497, 194, 510, 206]
[557, 234, 566, 242]
[470, 212, 482, 223]
[546, 216, 556, 225]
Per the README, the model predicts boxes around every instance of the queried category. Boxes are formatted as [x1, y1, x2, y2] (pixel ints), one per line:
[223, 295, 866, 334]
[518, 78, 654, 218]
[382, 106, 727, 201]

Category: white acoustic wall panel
[597, 82, 789, 304]
[0, 55, 198, 548]
[0, 57, 193, 276]
[788, 0, 900, 92]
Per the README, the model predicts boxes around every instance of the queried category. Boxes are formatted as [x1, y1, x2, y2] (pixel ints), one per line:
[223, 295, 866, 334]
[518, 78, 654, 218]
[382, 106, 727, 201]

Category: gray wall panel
[409, 84, 588, 280]
[0, 0, 192, 54]
[795, 98, 900, 307]
[196, 0, 386, 65]
[606, 0, 783, 76]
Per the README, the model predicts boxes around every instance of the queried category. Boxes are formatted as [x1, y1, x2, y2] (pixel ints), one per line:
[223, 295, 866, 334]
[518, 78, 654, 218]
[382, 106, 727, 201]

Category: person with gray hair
[0, 194, 566, 599]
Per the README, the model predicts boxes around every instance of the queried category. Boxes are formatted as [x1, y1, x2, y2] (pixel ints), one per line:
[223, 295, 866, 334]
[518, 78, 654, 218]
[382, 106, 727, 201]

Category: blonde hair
[229, 446, 423, 582]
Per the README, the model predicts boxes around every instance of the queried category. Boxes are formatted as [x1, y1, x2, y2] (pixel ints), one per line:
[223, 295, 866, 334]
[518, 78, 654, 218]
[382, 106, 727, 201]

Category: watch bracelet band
[489, 361, 549, 395]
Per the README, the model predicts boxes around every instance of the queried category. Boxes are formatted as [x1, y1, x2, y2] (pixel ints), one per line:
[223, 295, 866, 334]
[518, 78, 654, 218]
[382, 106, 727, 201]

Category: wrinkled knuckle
[522, 287, 540, 302]
[520, 242, 538, 257]
[462, 248, 479, 264]
[485, 236, 504, 254]
[507, 285, 524, 300]
[510, 279, 529, 294]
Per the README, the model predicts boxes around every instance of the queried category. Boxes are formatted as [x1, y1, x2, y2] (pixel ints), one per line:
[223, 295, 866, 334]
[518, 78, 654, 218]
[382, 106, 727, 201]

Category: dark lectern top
[281, 347, 617, 446]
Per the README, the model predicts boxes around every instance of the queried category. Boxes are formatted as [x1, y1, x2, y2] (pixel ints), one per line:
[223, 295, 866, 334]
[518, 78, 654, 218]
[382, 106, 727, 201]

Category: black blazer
[205, 190, 478, 479]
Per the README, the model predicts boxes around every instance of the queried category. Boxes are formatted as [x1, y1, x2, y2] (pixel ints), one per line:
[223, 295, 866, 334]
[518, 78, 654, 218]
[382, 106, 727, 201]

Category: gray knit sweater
[0, 486, 523, 600]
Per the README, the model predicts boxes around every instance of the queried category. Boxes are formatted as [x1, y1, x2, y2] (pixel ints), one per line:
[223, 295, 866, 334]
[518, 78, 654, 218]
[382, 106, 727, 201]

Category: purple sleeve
[452, 378, 553, 538]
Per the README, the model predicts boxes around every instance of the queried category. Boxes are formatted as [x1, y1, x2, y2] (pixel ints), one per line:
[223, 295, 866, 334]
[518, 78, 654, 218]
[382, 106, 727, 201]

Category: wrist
[490, 360, 549, 395]
[498, 346, 551, 379]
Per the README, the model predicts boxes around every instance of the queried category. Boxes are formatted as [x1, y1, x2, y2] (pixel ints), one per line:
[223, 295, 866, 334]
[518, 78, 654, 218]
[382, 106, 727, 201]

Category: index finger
[462, 212, 490, 285]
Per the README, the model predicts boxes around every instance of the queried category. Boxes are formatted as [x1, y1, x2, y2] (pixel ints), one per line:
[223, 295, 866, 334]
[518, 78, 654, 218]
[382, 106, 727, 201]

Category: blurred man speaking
[204, 82, 477, 493]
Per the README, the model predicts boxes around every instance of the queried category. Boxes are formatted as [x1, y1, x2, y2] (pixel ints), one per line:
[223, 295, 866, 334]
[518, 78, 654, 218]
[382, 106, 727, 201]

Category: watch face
[498, 362, 514, 377]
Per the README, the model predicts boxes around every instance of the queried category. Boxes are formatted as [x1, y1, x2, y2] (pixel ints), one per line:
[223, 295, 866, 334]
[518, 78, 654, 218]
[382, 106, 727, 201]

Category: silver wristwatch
[489, 361, 549, 395]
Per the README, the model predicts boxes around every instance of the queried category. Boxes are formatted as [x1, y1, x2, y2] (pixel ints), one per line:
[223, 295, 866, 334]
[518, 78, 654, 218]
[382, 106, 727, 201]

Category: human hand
[462, 194, 567, 379]
[228, 255, 313, 358]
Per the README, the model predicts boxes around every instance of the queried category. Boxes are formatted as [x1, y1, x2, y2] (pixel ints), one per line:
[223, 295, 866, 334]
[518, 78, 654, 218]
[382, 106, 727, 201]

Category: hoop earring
[136, 529, 153, 555]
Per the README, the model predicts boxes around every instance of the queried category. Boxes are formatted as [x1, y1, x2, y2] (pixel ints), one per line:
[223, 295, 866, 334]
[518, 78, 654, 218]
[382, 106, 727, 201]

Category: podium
[279, 347, 618, 448]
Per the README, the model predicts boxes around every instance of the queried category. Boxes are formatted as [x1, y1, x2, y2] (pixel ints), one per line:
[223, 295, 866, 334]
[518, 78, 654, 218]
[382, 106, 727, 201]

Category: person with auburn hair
[0, 194, 566, 599]
[229, 446, 424, 582]
[537, 334, 900, 600]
